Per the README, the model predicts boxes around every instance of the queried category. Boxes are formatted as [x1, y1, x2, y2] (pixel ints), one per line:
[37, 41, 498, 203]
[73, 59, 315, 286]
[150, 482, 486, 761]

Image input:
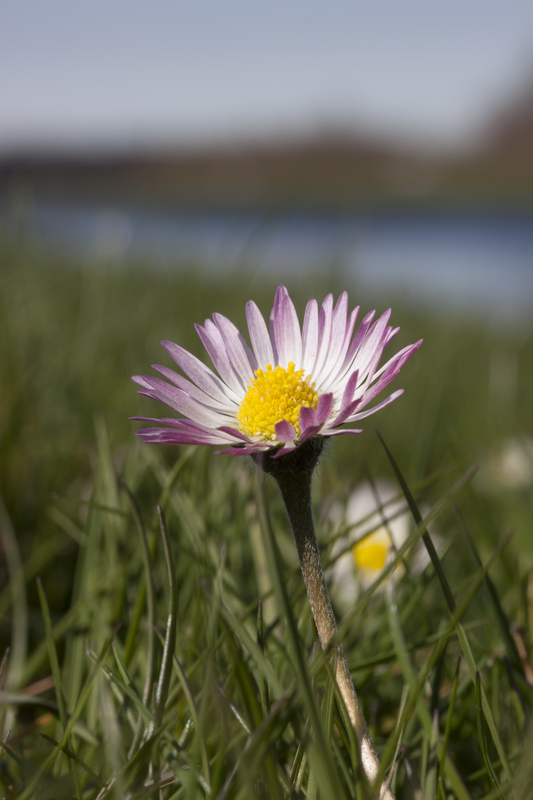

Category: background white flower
[328, 479, 438, 611]
[476, 436, 533, 492]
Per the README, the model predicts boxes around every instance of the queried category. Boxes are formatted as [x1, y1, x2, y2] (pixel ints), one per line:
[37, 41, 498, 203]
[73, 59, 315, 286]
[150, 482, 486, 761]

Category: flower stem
[257, 440, 394, 799]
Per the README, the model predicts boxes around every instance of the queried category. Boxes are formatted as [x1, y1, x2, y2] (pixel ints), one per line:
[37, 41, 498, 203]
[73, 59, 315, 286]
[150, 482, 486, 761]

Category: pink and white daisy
[132, 285, 422, 458]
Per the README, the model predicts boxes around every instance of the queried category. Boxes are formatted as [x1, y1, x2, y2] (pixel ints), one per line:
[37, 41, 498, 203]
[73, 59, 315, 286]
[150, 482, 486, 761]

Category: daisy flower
[132, 285, 422, 457]
[329, 480, 440, 609]
[329, 480, 410, 610]
[131, 284, 418, 797]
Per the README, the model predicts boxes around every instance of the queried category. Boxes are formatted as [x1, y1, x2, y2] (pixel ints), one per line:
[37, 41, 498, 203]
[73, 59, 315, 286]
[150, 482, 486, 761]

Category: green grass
[1, 239, 533, 798]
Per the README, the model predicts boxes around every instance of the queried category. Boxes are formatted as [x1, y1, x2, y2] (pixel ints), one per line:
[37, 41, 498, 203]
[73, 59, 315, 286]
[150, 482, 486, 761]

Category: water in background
[4, 199, 533, 328]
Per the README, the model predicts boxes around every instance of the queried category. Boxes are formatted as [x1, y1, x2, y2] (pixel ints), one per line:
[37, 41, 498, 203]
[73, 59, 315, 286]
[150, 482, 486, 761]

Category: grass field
[1, 237, 533, 798]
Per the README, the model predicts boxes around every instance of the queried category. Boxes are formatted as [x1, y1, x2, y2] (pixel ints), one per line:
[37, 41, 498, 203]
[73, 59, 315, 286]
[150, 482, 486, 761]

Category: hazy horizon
[3, 0, 533, 158]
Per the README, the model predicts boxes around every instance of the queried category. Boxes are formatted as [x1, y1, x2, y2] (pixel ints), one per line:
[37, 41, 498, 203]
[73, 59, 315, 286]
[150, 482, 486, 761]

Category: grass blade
[386, 559, 470, 799]
[256, 601, 271, 718]
[120, 478, 156, 705]
[0, 494, 28, 726]
[457, 508, 524, 679]
[36, 578, 69, 735]
[377, 527, 513, 798]
[378, 431, 515, 788]
[438, 658, 460, 787]
[152, 623, 211, 793]
[39, 733, 105, 789]
[476, 671, 500, 792]
[153, 506, 177, 731]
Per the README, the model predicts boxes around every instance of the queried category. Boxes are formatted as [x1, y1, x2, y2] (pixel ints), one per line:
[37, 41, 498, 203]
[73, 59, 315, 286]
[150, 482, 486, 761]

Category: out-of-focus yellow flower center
[352, 532, 389, 571]
[238, 361, 319, 440]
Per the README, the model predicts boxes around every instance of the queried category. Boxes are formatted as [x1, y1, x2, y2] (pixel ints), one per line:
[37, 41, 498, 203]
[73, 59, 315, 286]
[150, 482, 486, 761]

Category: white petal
[329, 309, 376, 392]
[246, 301, 274, 367]
[133, 375, 235, 427]
[196, 321, 244, 397]
[312, 294, 334, 383]
[270, 286, 301, 368]
[161, 340, 242, 405]
[321, 305, 359, 391]
[301, 298, 318, 375]
[345, 389, 404, 422]
[152, 364, 236, 413]
[351, 310, 392, 382]
[213, 312, 257, 387]
[314, 292, 348, 387]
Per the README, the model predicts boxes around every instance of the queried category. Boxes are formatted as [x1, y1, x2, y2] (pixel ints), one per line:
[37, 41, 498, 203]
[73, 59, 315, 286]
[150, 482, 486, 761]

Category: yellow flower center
[352, 532, 389, 571]
[238, 361, 319, 441]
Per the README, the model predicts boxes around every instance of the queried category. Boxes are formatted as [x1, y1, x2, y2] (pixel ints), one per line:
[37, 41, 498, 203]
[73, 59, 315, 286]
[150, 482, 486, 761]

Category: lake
[4, 199, 533, 327]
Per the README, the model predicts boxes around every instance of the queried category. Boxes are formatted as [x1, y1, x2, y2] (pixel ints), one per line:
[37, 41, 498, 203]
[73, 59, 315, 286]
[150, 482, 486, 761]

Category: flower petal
[353, 309, 392, 383]
[329, 395, 363, 427]
[161, 340, 242, 405]
[298, 422, 324, 442]
[131, 417, 237, 437]
[321, 427, 364, 437]
[320, 303, 359, 390]
[135, 428, 235, 446]
[338, 370, 359, 416]
[329, 309, 376, 392]
[213, 312, 257, 388]
[132, 375, 233, 427]
[315, 392, 334, 425]
[299, 404, 317, 435]
[246, 300, 274, 367]
[152, 364, 235, 412]
[195, 320, 245, 396]
[216, 444, 271, 456]
[346, 389, 405, 422]
[385, 326, 400, 345]
[314, 292, 348, 387]
[275, 419, 297, 443]
[371, 340, 423, 384]
[217, 425, 253, 442]
[270, 285, 301, 368]
[297, 394, 333, 442]
[312, 293, 334, 382]
[272, 442, 298, 458]
[301, 298, 319, 375]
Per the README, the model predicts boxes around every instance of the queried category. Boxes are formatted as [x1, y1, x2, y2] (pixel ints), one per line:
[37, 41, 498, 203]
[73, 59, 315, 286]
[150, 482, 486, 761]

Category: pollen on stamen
[237, 361, 319, 441]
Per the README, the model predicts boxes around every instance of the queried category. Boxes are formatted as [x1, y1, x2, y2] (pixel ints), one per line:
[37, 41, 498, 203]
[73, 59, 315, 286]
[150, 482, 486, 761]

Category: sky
[2, 0, 533, 156]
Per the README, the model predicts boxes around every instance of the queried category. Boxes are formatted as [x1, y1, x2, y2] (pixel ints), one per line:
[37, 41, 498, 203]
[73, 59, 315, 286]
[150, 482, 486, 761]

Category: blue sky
[2, 0, 533, 154]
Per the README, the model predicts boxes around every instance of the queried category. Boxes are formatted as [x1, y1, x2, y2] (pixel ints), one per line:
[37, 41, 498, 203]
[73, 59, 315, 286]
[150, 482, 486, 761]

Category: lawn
[1, 238, 532, 798]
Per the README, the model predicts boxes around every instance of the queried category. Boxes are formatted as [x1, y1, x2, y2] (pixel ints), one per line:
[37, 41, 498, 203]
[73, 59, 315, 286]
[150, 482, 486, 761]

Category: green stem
[257, 440, 393, 799]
